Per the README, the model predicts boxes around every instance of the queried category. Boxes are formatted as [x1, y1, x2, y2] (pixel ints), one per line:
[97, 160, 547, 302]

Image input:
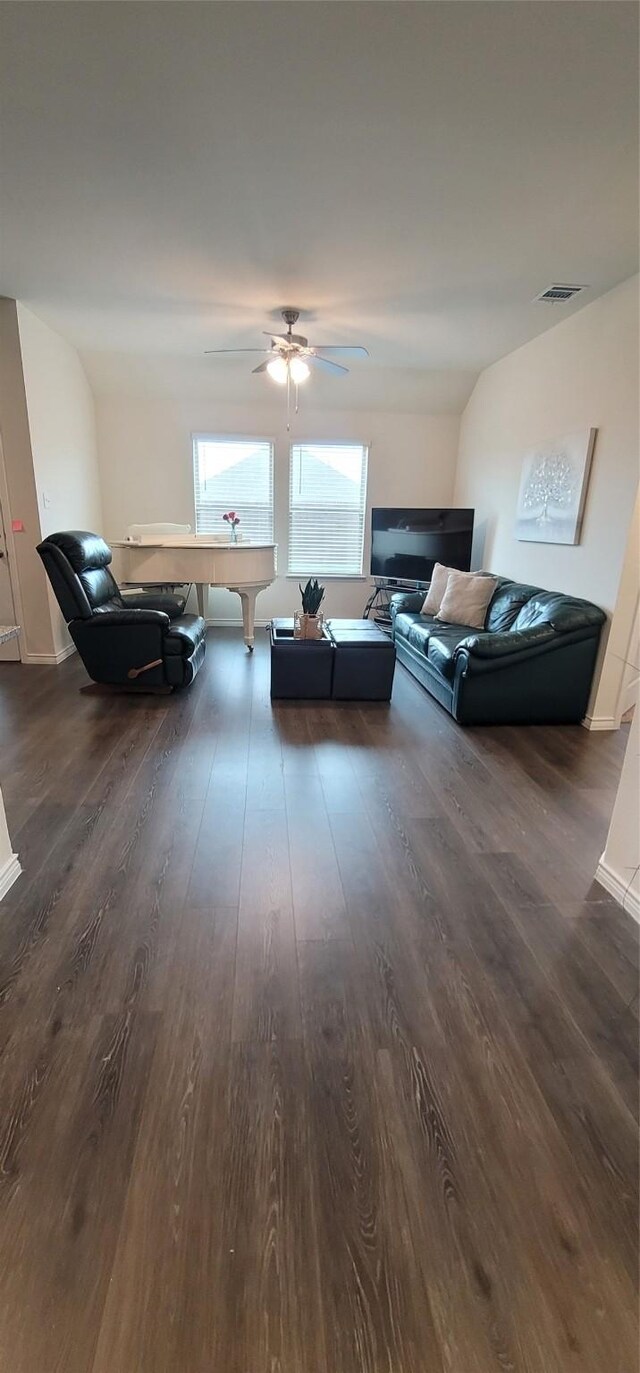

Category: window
[288, 442, 368, 576]
[192, 435, 274, 542]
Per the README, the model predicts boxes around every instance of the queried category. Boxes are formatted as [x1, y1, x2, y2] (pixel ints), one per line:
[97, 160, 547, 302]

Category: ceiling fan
[205, 308, 369, 386]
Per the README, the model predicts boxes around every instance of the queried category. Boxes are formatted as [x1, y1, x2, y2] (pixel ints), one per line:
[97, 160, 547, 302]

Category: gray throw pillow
[436, 570, 499, 630]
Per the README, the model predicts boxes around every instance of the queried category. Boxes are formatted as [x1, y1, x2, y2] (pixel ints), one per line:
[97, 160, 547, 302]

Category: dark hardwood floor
[0, 630, 637, 1372]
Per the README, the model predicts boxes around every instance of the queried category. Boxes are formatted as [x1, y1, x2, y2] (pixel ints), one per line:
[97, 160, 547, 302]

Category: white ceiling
[1, 1, 638, 412]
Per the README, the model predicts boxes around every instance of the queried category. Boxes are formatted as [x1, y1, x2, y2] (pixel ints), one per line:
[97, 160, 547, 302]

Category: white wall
[597, 700, 640, 922]
[0, 788, 12, 869]
[0, 782, 20, 902]
[0, 298, 58, 661]
[17, 303, 103, 655]
[454, 275, 639, 718]
[454, 276, 638, 611]
[96, 395, 460, 622]
[593, 486, 640, 726]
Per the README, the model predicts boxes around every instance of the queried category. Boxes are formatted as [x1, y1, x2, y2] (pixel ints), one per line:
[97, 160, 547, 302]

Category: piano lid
[123, 531, 247, 546]
[126, 522, 192, 540]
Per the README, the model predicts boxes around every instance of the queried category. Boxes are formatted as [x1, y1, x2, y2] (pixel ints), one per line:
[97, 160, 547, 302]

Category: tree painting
[515, 429, 597, 545]
[520, 451, 576, 523]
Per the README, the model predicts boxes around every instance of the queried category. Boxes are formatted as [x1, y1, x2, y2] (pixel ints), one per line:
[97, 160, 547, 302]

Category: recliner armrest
[120, 592, 186, 619]
[88, 608, 171, 628]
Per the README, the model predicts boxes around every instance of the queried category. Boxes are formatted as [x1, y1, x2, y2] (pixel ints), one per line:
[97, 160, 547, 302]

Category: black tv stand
[363, 578, 425, 633]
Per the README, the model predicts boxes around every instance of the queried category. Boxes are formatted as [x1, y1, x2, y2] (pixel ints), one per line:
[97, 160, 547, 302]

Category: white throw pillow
[436, 570, 498, 630]
[420, 562, 455, 616]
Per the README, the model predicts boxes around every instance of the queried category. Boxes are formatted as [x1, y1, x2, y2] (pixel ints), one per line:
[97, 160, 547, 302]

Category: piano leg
[227, 582, 269, 651]
[195, 583, 208, 620]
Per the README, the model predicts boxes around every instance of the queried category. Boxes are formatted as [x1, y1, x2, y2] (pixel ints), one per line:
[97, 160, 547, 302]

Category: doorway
[0, 456, 20, 663]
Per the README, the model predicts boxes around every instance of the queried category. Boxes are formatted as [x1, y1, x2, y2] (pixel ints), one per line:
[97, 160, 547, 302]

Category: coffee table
[269, 618, 395, 701]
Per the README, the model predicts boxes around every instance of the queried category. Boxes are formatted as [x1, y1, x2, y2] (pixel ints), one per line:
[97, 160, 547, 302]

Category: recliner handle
[127, 657, 164, 679]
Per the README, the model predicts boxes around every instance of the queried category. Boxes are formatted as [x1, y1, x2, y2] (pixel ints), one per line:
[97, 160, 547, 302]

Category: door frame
[615, 595, 639, 724]
[0, 430, 26, 663]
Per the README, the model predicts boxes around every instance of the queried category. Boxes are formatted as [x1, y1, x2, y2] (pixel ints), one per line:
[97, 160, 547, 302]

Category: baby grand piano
[110, 532, 277, 650]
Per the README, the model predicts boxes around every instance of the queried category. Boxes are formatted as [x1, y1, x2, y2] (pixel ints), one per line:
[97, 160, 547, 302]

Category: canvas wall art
[515, 428, 597, 545]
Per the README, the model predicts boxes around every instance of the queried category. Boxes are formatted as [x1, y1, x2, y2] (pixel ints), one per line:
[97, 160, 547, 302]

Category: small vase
[230, 526, 238, 545]
[294, 611, 324, 640]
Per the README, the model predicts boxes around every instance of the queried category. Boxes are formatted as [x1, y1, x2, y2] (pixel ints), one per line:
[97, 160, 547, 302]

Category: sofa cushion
[512, 591, 606, 633]
[401, 613, 438, 656]
[485, 579, 537, 632]
[427, 625, 478, 680]
[164, 615, 206, 656]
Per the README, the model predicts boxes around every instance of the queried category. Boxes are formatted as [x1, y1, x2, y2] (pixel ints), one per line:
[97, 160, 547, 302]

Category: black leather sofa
[390, 576, 605, 724]
[37, 531, 206, 690]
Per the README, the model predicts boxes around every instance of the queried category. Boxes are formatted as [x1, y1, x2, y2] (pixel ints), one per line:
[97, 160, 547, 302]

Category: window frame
[286, 439, 370, 579]
[191, 432, 275, 543]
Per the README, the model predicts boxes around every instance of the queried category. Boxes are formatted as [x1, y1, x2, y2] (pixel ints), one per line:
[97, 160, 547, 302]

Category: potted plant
[294, 578, 326, 640]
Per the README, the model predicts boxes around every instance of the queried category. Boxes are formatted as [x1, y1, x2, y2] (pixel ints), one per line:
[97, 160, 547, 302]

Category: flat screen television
[370, 508, 474, 586]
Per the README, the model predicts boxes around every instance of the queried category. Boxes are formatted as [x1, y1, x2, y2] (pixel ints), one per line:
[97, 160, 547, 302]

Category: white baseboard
[22, 642, 77, 665]
[205, 618, 269, 629]
[595, 856, 640, 924]
[581, 714, 618, 732]
[0, 853, 21, 903]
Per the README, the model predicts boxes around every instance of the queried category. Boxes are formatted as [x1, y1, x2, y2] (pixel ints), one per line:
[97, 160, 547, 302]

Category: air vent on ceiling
[534, 283, 588, 303]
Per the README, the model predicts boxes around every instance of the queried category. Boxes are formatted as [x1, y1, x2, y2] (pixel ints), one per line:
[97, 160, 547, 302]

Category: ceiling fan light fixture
[289, 357, 310, 384]
[205, 310, 368, 429]
[266, 356, 288, 384]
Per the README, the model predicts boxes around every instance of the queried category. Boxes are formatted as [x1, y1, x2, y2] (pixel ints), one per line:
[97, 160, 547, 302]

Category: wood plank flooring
[0, 630, 637, 1373]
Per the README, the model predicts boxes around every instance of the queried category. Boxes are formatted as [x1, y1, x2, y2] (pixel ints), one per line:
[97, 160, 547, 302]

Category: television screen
[370, 508, 474, 584]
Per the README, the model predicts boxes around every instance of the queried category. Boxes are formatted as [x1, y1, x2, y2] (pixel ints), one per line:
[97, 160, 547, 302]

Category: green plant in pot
[296, 578, 326, 639]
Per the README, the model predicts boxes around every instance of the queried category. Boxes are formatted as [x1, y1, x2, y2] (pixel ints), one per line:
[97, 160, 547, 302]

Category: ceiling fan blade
[251, 360, 272, 374]
[307, 355, 349, 376]
[204, 348, 272, 355]
[311, 345, 369, 358]
[262, 332, 289, 344]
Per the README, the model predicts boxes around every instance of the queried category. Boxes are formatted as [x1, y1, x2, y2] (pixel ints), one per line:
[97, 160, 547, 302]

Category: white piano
[110, 533, 277, 650]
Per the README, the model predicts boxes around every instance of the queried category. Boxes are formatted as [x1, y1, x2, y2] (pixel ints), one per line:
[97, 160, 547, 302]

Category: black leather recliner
[37, 531, 206, 690]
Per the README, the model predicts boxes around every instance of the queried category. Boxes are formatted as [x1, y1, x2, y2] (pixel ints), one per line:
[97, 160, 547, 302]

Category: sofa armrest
[389, 591, 426, 618]
[456, 626, 556, 660]
[453, 624, 602, 677]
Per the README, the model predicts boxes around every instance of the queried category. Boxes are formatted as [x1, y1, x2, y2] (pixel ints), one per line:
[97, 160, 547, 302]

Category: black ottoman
[270, 618, 334, 699]
[328, 621, 396, 700]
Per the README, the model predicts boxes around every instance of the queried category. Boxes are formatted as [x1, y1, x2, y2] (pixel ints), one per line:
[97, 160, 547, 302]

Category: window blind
[288, 442, 368, 576]
[192, 436, 274, 542]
